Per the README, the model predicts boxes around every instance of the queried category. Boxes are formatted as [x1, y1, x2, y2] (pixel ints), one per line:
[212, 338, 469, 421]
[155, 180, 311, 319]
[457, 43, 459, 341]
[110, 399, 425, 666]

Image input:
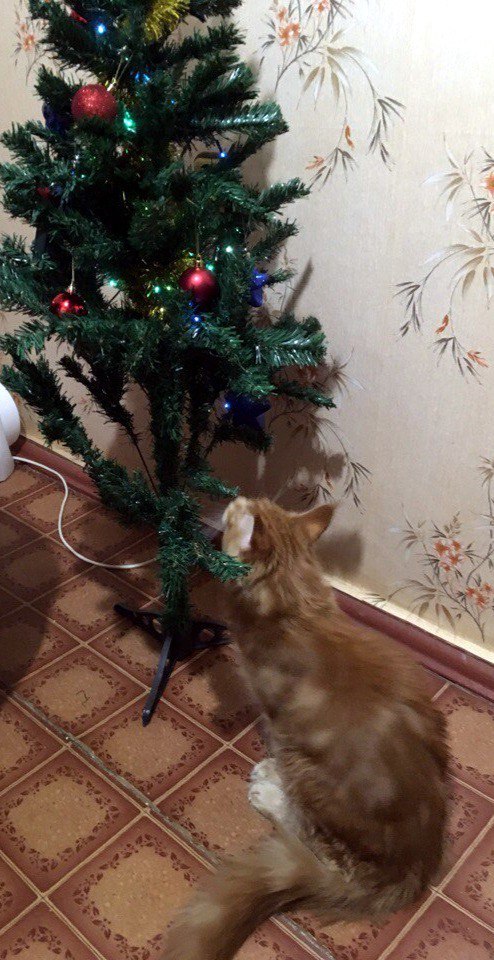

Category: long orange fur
[164, 497, 449, 960]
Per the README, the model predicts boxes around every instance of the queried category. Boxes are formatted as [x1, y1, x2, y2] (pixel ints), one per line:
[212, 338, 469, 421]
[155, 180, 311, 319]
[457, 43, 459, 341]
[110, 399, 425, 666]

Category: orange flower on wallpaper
[278, 20, 300, 46]
[435, 315, 449, 334]
[377, 458, 494, 643]
[484, 170, 494, 195]
[344, 125, 354, 149]
[466, 583, 492, 607]
[434, 538, 464, 572]
[18, 22, 36, 51]
[14, 2, 42, 74]
[467, 350, 489, 368]
[306, 156, 325, 171]
[313, 0, 331, 13]
[434, 541, 449, 556]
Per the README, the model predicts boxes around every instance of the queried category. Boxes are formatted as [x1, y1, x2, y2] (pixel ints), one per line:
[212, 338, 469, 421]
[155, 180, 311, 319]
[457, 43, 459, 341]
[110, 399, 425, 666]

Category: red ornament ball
[71, 84, 118, 123]
[36, 186, 52, 200]
[50, 289, 87, 317]
[178, 265, 219, 308]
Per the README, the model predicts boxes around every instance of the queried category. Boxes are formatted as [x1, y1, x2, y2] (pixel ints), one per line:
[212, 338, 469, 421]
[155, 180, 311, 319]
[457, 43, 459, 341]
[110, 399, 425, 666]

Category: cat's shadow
[316, 531, 364, 579]
[207, 401, 364, 583]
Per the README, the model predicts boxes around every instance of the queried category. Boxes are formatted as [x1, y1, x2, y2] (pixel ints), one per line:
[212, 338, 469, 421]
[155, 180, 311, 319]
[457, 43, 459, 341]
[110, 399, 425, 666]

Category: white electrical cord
[13, 456, 156, 570]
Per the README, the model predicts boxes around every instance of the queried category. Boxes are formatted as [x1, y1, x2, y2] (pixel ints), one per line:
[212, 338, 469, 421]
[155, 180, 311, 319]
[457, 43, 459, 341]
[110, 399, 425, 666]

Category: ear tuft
[236, 510, 255, 551]
[296, 502, 336, 543]
[251, 512, 270, 553]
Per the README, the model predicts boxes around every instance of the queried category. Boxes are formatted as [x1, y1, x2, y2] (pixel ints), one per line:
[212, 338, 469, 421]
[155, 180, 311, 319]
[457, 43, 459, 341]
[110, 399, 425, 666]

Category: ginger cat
[165, 497, 449, 960]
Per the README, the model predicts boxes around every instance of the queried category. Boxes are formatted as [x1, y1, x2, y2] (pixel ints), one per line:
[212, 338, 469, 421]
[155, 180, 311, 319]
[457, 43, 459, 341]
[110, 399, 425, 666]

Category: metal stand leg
[113, 604, 231, 726]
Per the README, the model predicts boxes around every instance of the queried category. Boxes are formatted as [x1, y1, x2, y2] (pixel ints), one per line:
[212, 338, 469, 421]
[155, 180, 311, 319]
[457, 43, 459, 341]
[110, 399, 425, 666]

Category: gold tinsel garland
[170, 250, 196, 278]
[144, 0, 190, 40]
[147, 251, 196, 322]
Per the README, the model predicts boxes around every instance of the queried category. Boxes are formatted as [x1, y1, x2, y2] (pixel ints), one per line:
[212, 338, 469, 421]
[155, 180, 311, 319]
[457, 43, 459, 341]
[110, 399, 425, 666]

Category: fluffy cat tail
[164, 830, 421, 960]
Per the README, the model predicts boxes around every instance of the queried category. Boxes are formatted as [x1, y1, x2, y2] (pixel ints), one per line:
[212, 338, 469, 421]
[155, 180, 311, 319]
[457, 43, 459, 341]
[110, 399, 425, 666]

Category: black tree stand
[114, 604, 231, 725]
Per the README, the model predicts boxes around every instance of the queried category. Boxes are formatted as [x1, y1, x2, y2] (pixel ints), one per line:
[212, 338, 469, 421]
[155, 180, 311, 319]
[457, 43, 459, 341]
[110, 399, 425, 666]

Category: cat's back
[277, 606, 449, 873]
[309, 606, 433, 704]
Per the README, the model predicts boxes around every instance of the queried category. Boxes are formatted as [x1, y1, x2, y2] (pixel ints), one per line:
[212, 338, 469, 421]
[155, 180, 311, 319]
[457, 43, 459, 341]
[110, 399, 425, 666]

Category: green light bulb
[123, 109, 136, 133]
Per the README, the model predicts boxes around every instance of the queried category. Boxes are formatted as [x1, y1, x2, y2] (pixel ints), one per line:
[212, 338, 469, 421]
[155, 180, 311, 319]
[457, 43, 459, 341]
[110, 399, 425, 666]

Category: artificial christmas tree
[0, 0, 334, 723]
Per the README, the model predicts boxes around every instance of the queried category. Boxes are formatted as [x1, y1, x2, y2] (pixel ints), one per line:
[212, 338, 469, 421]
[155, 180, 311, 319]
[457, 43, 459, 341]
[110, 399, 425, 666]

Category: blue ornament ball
[42, 102, 71, 136]
[249, 270, 270, 307]
[223, 392, 271, 431]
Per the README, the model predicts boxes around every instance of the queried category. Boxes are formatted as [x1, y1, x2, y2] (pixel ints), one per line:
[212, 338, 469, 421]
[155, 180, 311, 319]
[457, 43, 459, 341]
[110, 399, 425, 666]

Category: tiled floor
[0, 463, 494, 959]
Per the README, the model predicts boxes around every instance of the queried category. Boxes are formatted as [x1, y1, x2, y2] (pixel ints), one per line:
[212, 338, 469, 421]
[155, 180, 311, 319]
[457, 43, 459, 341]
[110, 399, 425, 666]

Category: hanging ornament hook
[108, 52, 129, 91]
[69, 256, 76, 294]
[194, 224, 203, 268]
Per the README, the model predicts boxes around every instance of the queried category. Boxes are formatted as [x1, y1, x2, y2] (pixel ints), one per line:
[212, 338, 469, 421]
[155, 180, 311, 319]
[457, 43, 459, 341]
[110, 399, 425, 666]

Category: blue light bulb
[219, 150, 227, 159]
[95, 22, 106, 34]
[224, 401, 231, 411]
[192, 315, 201, 324]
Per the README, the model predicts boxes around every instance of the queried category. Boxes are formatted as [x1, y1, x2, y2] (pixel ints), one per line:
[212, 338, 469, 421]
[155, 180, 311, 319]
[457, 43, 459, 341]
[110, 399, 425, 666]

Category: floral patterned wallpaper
[261, 0, 404, 183]
[398, 143, 494, 378]
[4, 0, 494, 659]
[14, 0, 42, 75]
[372, 457, 494, 645]
[243, 0, 494, 659]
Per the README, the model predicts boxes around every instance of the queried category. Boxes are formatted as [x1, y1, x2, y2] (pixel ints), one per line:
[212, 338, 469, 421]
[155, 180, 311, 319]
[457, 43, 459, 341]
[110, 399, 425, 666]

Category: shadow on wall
[209, 405, 364, 582]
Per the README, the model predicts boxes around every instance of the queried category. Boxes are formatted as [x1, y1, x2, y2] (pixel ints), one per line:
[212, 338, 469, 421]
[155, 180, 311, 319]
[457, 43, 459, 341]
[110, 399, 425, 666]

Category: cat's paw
[250, 758, 279, 785]
[248, 779, 287, 822]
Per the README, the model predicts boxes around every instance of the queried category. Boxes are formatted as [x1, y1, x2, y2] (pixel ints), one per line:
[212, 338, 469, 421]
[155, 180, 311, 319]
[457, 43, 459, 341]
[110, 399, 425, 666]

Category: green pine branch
[34, 65, 76, 112]
[212, 418, 272, 452]
[1, 353, 94, 457]
[250, 218, 298, 262]
[186, 467, 238, 500]
[275, 379, 336, 409]
[189, 0, 243, 18]
[256, 179, 309, 213]
[252, 316, 326, 369]
[59, 354, 135, 436]
[194, 532, 247, 582]
[157, 24, 242, 69]
[191, 102, 285, 136]
[88, 455, 157, 523]
[0, 0, 335, 642]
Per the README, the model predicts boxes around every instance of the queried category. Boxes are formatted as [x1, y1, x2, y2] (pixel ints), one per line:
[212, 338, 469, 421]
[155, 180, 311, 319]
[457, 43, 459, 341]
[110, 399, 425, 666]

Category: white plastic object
[0, 384, 21, 481]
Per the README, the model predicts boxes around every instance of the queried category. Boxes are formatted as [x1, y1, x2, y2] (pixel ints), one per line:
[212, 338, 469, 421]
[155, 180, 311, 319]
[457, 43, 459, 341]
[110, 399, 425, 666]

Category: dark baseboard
[12, 436, 99, 500]
[335, 590, 493, 703]
[11, 436, 494, 702]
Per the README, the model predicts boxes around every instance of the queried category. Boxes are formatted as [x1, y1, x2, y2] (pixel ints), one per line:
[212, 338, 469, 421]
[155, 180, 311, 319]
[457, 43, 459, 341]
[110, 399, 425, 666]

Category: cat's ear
[235, 510, 255, 551]
[251, 513, 270, 553]
[294, 502, 336, 542]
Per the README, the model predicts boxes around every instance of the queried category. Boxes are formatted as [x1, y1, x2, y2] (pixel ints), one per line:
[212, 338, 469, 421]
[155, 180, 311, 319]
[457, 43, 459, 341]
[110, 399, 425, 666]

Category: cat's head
[222, 496, 335, 568]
